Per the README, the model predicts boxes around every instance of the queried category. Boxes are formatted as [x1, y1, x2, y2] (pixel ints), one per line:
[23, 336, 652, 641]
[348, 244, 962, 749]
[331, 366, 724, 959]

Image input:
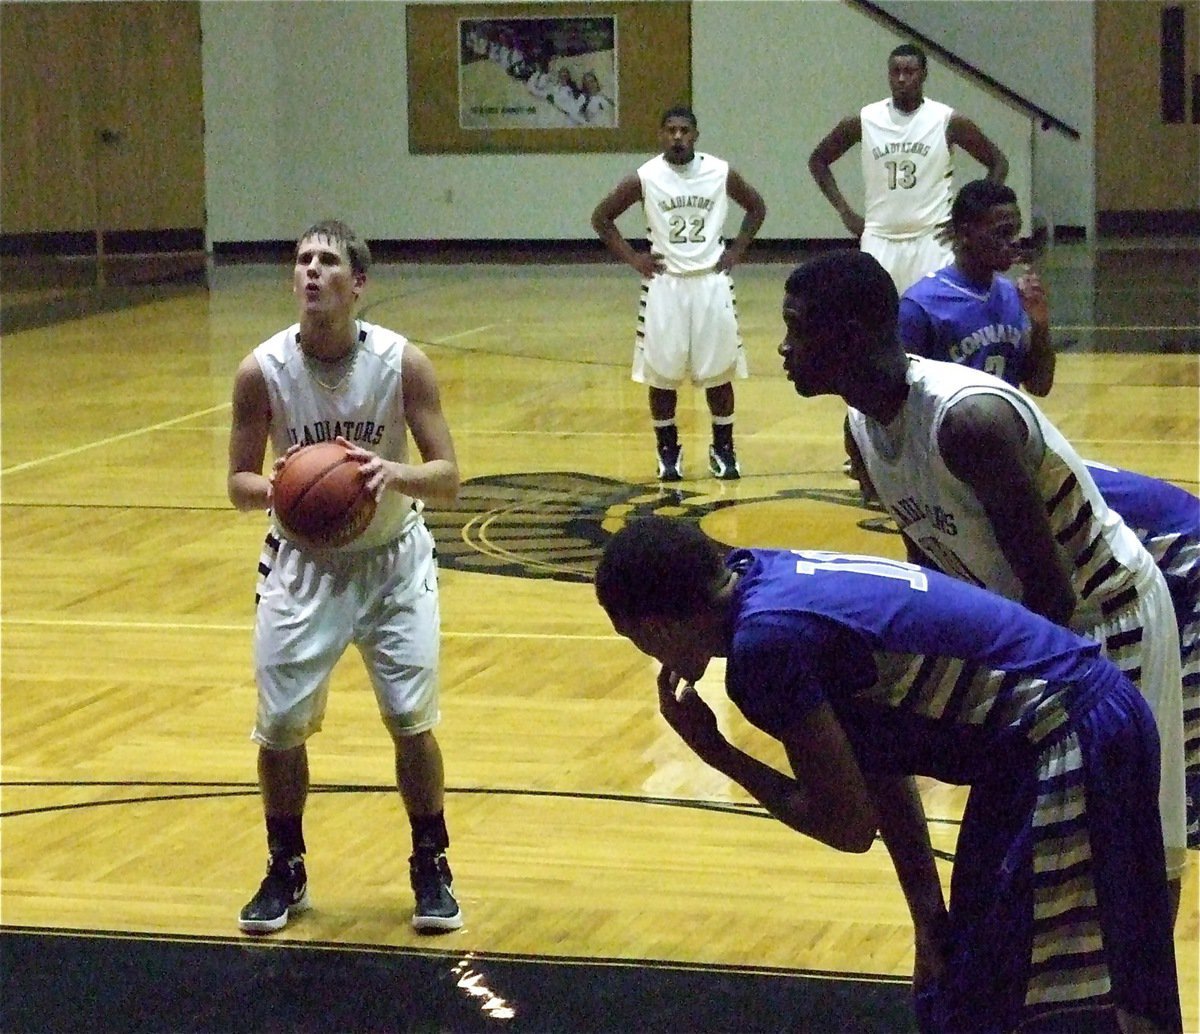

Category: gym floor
[1, 237, 1196, 1033]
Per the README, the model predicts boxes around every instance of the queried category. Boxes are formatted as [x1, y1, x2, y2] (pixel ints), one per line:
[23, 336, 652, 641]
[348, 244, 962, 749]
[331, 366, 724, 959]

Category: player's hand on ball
[657, 668, 724, 758]
[335, 436, 388, 500]
[337, 437, 419, 502]
[270, 443, 302, 475]
[267, 444, 304, 507]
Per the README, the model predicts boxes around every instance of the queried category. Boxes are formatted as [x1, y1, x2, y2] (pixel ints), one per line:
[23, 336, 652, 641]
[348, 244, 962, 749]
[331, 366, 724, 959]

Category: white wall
[201, 0, 1035, 245]
[872, 0, 1094, 235]
[691, 1, 1032, 239]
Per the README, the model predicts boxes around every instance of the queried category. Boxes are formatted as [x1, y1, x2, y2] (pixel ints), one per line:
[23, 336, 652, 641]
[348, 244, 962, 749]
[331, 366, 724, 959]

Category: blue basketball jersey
[1085, 460, 1199, 664]
[721, 547, 1180, 1030]
[724, 548, 1106, 783]
[898, 264, 1030, 387]
[1086, 461, 1200, 540]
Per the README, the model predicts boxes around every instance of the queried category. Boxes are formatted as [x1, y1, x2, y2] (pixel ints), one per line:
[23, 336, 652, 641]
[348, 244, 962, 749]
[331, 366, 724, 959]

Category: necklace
[299, 321, 360, 392]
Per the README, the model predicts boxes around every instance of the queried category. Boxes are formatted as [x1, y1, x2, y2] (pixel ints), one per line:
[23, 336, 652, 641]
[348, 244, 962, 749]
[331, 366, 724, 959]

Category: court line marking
[0, 783, 965, 860]
[0, 403, 231, 476]
[434, 323, 496, 342]
[2, 315, 1191, 477]
[1055, 324, 1199, 332]
[0, 325, 495, 478]
[0, 617, 615, 639]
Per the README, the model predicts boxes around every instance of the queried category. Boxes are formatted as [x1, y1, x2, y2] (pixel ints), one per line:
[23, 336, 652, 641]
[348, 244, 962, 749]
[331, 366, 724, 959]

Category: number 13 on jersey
[884, 159, 917, 190]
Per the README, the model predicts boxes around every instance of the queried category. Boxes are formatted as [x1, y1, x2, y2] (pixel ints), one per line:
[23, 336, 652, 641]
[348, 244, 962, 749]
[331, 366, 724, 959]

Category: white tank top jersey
[254, 320, 422, 552]
[847, 358, 1158, 634]
[860, 98, 954, 238]
[637, 152, 730, 275]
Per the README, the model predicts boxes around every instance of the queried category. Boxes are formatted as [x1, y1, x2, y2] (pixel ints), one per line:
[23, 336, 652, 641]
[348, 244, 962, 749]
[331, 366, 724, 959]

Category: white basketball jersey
[638, 152, 730, 274]
[860, 98, 954, 238]
[847, 358, 1157, 634]
[254, 320, 422, 551]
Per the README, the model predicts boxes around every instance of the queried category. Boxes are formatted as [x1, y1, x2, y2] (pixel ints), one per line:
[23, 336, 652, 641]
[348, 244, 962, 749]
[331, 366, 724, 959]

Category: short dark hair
[660, 105, 697, 129]
[296, 219, 372, 277]
[595, 516, 724, 622]
[950, 179, 1019, 229]
[784, 250, 899, 337]
[889, 43, 927, 71]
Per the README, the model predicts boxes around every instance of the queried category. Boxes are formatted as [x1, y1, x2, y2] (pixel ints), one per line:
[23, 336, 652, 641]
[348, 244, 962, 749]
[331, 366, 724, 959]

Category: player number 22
[884, 159, 917, 190]
[791, 550, 929, 591]
[668, 214, 706, 243]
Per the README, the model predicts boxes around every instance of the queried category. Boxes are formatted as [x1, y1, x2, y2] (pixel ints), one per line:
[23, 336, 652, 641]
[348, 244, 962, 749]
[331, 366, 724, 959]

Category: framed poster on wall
[459, 15, 618, 130]
[407, 2, 690, 154]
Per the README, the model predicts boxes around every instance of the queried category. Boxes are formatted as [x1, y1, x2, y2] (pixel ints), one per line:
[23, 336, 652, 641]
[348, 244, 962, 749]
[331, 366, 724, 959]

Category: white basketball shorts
[861, 229, 953, 296]
[251, 521, 441, 750]
[632, 271, 747, 389]
[1088, 565, 1186, 877]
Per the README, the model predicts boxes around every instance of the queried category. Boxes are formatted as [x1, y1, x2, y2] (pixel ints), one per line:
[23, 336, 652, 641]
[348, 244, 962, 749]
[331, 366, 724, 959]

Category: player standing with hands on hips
[809, 43, 1008, 294]
[226, 219, 465, 935]
[592, 106, 766, 482]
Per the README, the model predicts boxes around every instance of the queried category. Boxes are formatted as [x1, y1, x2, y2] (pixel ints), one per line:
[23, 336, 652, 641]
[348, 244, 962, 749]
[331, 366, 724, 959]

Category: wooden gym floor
[1, 240, 1197, 1032]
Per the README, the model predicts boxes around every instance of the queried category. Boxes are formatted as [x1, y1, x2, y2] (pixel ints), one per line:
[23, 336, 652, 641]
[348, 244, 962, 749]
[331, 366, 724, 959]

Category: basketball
[272, 442, 377, 548]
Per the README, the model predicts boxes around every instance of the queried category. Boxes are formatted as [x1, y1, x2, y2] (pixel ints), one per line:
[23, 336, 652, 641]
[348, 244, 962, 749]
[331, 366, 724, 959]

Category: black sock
[653, 424, 678, 450]
[266, 814, 305, 860]
[411, 811, 449, 855]
[712, 422, 733, 450]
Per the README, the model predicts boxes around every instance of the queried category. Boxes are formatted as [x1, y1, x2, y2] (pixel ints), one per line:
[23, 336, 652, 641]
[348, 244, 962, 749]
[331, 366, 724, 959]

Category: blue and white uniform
[847, 357, 1186, 878]
[1087, 461, 1200, 847]
[725, 547, 1179, 1033]
[889, 276, 1199, 848]
[251, 320, 441, 750]
[898, 264, 1031, 385]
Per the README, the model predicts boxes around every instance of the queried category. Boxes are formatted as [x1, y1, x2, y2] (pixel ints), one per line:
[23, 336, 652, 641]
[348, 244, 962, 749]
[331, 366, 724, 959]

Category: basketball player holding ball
[226, 219, 465, 935]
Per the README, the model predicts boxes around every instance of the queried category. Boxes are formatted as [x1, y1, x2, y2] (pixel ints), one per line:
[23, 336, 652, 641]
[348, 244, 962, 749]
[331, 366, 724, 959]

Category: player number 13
[884, 158, 917, 190]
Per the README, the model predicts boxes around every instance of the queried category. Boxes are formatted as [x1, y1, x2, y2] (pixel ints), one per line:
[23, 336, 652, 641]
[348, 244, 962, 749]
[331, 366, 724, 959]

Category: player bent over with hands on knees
[893, 181, 1200, 845]
[226, 219, 464, 935]
[780, 250, 1188, 925]
[596, 516, 1181, 1033]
